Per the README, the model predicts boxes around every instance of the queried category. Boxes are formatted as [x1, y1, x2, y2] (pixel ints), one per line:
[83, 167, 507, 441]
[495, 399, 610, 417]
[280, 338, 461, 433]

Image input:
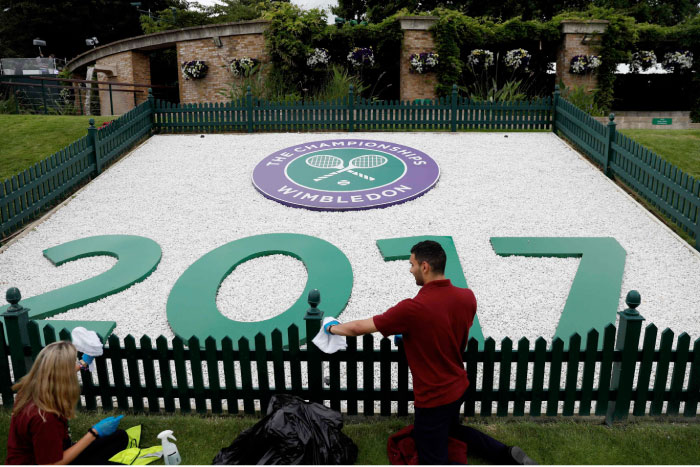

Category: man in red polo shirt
[325, 240, 537, 465]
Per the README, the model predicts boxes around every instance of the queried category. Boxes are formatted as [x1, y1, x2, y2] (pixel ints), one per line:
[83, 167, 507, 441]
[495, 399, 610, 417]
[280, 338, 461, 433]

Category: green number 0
[166, 233, 353, 347]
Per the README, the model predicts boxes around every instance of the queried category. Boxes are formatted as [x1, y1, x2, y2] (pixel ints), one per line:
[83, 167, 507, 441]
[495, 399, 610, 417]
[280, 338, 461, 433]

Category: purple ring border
[252, 139, 440, 211]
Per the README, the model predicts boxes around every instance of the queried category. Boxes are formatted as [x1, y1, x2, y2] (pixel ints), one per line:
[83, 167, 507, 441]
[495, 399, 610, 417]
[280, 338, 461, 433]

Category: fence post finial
[2, 287, 33, 378]
[606, 290, 645, 426]
[304, 289, 323, 321]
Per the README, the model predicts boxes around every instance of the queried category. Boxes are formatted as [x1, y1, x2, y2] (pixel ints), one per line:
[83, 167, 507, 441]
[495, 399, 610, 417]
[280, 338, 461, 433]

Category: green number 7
[490, 237, 626, 349]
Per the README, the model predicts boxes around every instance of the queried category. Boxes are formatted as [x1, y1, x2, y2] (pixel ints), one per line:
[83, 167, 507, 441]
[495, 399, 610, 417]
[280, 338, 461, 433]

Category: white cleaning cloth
[312, 317, 347, 354]
[72, 327, 104, 372]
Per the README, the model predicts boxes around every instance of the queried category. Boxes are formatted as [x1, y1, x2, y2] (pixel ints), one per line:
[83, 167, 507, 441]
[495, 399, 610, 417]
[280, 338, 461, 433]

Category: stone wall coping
[66, 19, 270, 72]
[398, 16, 439, 30]
[560, 19, 609, 35]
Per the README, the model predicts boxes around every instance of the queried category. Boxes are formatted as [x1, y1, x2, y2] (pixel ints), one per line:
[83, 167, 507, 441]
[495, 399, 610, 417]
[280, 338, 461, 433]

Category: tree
[0, 0, 175, 60]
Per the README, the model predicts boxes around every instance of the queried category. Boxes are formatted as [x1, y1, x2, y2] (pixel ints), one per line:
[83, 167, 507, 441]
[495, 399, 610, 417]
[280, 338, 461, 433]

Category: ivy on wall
[431, 6, 699, 117]
[431, 9, 561, 97]
[262, 3, 402, 100]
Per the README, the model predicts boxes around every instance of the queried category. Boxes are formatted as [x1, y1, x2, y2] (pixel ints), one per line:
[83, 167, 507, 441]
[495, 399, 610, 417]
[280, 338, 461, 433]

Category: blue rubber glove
[92, 415, 123, 437]
[324, 320, 340, 335]
[394, 334, 403, 345]
[81, 354, 94, 367]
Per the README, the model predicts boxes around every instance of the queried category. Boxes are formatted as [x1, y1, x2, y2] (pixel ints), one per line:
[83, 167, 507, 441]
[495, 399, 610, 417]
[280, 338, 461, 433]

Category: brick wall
[95, 50, 151, 116]
[556, 21, 608, 94]
[177, 34, 268, 104]
[400, 30, 438, 102]
[399, 17, 439, 102]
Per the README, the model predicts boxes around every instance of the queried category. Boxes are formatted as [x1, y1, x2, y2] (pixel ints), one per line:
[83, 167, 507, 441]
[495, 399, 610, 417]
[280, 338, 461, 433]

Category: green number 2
[0, 235, 162, 341]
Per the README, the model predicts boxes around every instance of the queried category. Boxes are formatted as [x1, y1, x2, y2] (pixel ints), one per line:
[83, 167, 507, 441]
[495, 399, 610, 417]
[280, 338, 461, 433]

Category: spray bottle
[157, 430, 181, 465]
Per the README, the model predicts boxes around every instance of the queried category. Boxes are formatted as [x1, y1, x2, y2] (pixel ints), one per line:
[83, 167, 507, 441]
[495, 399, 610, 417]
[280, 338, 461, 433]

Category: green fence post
[552, 84, 560, 132]
[108, 83, 114, 116]
[451, 84, 458, 132]
[246, 86, 253, 133]
[348, 85, 355, 133]
[147, 88, 155, 134]
[2, 288, 33, 379]
[87, 119, 101, 174]
[40, 79, 48, 115]
[604, 113, 616, 179]
[304, 289, 324, 403]
[606, 290, 645, 425]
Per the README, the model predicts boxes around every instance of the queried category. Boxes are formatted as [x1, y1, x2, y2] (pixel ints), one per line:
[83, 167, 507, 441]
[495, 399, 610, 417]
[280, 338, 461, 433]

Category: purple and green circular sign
[252, 139, 440, 210]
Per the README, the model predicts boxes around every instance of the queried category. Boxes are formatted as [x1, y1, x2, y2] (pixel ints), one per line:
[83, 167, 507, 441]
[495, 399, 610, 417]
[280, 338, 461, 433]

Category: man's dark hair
[410, 240, 446, 274]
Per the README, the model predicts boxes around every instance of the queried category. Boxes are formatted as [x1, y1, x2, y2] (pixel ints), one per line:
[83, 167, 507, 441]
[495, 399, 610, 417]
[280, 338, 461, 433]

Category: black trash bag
[213, 394, 358, 465]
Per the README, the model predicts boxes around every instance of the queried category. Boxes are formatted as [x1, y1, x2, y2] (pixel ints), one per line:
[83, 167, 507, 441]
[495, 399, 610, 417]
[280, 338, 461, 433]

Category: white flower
[467, 49, 494, 68]
[663, 51, 694, 72]
[629, 50, 657, 73]
[504, 48, 531, 69]
[307, 48, 330, 68]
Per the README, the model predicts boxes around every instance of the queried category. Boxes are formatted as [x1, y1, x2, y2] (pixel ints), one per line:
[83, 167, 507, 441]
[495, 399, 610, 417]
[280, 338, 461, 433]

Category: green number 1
[376, 236, 485, 347]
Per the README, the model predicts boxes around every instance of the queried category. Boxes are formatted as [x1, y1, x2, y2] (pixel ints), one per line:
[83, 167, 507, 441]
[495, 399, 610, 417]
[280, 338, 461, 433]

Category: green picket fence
[0, 101, 153, 239]
[552, 87, 700, 248]
[1, 293, 699, 420]
[152, 85, 553, 134]
[4, 85, 696, 249]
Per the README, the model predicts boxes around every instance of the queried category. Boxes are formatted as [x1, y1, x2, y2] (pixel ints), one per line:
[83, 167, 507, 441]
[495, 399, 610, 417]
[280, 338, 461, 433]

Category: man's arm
[328, 318, 377, 337]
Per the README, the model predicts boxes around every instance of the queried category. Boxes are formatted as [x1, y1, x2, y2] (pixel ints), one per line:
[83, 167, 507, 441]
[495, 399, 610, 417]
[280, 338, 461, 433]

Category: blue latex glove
[81, 354, 94, 367]
[324, 320, 340, 335]
[92, 415, 123, 437]
[394, 334, 403, 345]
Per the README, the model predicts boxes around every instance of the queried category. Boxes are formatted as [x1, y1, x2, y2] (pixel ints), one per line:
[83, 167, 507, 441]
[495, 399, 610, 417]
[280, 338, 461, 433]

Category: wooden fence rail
[1, 291, 699, 421]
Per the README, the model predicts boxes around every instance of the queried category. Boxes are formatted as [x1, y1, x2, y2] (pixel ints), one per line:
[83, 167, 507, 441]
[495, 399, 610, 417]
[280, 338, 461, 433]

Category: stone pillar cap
[398, 16, 439, 30]
[560, 19, 609, 34]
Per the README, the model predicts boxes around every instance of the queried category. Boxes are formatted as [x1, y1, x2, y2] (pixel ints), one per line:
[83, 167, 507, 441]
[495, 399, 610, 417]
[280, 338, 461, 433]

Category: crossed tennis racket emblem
[305, 154, 388, 182]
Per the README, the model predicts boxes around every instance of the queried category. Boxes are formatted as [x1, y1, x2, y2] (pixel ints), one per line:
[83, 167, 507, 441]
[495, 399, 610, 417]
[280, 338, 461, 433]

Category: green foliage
[432, 9, 561, 97]
[207, 0, 279, 23]
[558, 82, 608, 116]
[217, 63, 265, 100]
[467, 79, 527, 102]
[262, 2, 328, 96]
[139, 4, 211, 34]
[314, 66, 368, 101]
[262, 4, 402, 99]
[0, 96, 18, 114]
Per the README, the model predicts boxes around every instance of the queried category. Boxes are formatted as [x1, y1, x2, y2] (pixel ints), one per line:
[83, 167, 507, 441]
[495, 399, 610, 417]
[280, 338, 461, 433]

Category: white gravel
[1, 132, 699, 413]
[2, 132, 698, 346]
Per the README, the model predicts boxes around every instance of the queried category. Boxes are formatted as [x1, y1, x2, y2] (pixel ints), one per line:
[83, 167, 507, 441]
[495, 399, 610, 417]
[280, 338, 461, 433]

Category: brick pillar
[95, 50, 151, 116]
[176, 23, 268, 104]
[556, 20, 608, 93]
[399, 16, 439, 102]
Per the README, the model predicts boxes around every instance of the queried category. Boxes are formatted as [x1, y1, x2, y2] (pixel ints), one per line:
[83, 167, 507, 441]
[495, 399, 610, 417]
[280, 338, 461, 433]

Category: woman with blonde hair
[5, 340, 128, 464]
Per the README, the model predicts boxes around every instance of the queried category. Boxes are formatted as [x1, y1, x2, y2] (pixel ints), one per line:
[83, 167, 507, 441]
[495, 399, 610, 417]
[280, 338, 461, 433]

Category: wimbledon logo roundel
[252, 139, 440, 210]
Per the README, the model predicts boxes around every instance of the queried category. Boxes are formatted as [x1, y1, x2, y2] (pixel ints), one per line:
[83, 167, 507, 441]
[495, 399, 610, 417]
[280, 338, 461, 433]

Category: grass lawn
[620, 129, 700, 180]
[1, 409, 700, 464]
[0, 115, 115, 182]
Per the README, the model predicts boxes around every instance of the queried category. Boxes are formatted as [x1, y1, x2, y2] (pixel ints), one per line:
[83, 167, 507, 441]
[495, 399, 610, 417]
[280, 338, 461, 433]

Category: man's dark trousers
[413, 391, 512, 465]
